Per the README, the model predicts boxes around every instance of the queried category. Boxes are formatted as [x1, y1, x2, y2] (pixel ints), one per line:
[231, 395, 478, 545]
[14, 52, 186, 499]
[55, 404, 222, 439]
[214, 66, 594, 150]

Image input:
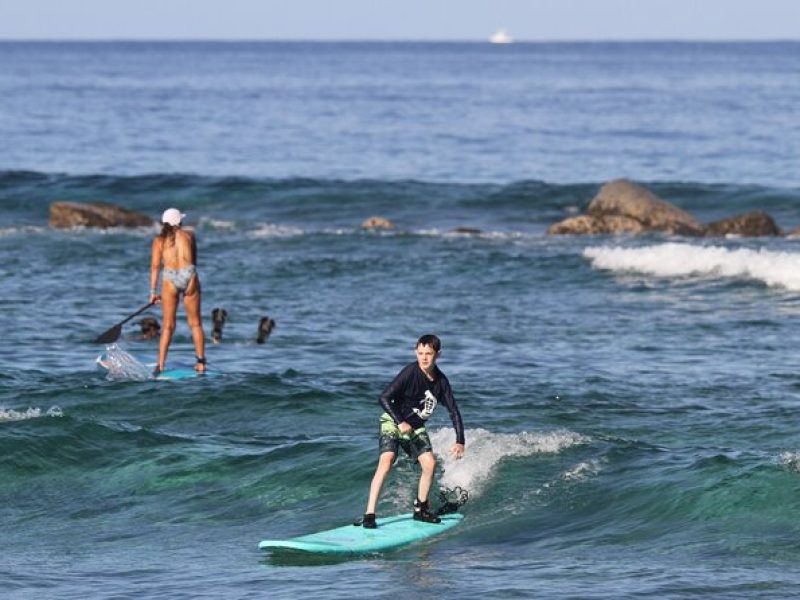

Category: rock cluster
[49, 202, 154, 229]
[361, 216, 395, 230]
[548, 179, 781, 237]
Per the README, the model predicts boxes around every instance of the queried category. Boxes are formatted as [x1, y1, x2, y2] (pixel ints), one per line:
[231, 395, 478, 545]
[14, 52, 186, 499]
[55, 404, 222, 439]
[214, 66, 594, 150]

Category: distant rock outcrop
[564, 179, 703, 235]
[548, 179, 781, 238]
[49, 202, 154, 229]
[361, 216, 395, 230]
[450, 227, 483, 235]
[704, 211, 781, 237]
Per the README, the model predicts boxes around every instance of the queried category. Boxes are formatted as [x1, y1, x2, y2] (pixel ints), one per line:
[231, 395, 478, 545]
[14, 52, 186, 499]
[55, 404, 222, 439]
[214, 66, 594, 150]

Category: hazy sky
[0, 0, 798, 41]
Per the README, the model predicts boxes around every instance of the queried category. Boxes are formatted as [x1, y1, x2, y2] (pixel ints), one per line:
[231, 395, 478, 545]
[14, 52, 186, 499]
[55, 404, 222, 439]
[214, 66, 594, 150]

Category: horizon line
[0, 37, 798, 44]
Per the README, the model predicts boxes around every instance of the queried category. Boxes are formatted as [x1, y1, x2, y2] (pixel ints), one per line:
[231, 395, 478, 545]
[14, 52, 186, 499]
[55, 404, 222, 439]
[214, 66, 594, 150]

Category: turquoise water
[2, 42, 800, 599]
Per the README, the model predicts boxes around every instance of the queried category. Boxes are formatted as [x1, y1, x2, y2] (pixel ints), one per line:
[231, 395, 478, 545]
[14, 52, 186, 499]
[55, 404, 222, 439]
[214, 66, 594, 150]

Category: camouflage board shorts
[378, 412, 433, 460]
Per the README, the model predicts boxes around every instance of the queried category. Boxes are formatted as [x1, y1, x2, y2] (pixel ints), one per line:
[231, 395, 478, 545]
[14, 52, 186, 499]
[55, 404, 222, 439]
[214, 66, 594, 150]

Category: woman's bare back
[160, 229, 196, 270]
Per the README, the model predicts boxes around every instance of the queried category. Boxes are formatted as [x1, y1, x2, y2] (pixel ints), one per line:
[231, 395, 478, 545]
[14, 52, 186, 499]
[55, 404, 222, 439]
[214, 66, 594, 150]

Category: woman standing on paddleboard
[149, 208, 206, 376]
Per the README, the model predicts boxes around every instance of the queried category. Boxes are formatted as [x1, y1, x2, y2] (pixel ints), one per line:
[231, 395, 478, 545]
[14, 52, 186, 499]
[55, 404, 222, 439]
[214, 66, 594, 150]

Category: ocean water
[2, 41, 800, 599]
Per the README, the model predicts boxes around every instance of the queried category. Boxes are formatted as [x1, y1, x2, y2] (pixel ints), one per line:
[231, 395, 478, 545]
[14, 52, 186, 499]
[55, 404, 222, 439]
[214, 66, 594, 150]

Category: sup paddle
[94, 302, 155, 344]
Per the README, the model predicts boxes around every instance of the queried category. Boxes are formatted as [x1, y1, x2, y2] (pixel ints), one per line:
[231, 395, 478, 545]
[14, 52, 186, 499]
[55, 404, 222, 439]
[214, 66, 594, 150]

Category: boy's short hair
[416, 334, 441, 352]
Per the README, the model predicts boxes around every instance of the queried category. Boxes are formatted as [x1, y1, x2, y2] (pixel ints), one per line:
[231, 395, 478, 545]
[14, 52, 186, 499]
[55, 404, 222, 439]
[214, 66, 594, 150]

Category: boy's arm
[443, 379, 465, 446]
[378, 367, 407, 424]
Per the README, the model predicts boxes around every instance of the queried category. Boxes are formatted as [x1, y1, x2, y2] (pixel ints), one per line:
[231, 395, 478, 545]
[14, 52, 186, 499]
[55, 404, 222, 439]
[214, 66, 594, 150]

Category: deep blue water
[2, 41, 799, 185]
[2, 42, 800, 599]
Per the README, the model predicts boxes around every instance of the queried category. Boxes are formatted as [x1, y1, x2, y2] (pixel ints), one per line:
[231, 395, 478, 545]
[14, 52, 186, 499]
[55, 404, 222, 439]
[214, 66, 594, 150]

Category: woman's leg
[158, 282, 179, 371]
[183, 275, 206, 372]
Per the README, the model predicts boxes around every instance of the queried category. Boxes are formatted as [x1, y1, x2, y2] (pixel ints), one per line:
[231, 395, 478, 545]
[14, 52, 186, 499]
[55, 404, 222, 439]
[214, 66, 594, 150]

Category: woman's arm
[150, 237, 162, 303]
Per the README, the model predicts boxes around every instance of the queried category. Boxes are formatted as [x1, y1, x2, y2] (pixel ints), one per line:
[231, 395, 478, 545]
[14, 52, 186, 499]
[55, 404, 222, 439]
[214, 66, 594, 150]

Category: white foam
[201, 218, 237, 230]
[0, 406, 63, 422]
[557, 459, 602, 482]
[430, 427, 589, 496]
[416, 227, 532, 241]
[0, 225, 48, 237]
[584, 243, 800, 291]
[45, 225, 156, 237]
[779, 452, 800, 471]
[248, 223, 304, 238]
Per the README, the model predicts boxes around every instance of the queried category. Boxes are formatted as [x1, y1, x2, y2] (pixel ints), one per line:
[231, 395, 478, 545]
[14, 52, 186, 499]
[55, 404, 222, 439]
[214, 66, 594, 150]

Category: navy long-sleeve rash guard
[379, 362, 465, 445]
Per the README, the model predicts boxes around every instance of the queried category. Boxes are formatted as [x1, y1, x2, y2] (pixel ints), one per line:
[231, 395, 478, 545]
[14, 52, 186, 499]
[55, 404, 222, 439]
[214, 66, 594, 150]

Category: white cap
[161, 208, 185, 226]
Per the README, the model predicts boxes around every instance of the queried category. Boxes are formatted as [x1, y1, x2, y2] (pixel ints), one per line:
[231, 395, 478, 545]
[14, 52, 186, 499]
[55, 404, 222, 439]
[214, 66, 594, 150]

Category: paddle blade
[93, 302, 155, 344]
[94, 324, 122, 344]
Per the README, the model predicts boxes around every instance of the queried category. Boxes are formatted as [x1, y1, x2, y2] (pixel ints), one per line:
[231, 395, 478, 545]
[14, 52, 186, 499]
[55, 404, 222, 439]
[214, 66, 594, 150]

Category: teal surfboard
[259, 513, 463, 554]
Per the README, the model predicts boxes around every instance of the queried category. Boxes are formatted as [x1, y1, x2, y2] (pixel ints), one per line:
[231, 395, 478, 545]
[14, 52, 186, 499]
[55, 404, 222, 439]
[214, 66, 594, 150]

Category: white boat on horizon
[489, 28, 514, 44]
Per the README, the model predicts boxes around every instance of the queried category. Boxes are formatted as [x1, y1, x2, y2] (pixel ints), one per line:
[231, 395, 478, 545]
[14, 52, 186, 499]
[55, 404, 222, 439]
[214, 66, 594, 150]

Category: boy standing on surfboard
[361, 334, 466, 528]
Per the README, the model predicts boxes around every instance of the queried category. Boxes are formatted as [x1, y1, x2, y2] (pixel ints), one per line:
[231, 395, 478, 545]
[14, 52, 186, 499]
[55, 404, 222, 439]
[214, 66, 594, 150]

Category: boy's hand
[450, 443, 465, 459]
[398, 421, 412, 435]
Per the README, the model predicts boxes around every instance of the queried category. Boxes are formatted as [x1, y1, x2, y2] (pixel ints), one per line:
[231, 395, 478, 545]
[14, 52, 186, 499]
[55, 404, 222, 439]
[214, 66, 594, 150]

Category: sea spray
[96, 344, 151, 381]
[431, 427, 589, 497]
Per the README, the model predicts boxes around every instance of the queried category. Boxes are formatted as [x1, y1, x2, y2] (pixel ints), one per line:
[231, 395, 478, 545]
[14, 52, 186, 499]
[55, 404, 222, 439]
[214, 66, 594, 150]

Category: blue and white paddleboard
[259, 513, 463, 555]
[155, 368, 219, 380]
[96, 350, 219, 380]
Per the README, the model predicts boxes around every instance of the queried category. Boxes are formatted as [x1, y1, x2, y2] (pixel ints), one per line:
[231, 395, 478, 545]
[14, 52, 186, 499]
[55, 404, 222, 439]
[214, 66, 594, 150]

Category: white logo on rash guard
[413, 390, 437, 420]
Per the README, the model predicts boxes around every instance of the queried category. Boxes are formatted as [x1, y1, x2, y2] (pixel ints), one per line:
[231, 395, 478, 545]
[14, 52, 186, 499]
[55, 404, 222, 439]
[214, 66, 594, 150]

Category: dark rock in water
[450, 227, 482, 235]
[704, 211, 781, 237]
[586, 179, 704, 236]
[548, 179, 704, 236]
[49, 201, 154, 229]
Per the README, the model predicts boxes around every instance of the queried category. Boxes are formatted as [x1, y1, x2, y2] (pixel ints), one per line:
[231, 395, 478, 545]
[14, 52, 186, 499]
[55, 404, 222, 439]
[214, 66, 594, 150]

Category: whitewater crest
[0, 406, 63, 422]
[248, 223, 304, 238]
[585, 242, 800, 291]
[779, 452, 800, 471]
[431, 427, 589, 495]
[0, 225, 48, 237]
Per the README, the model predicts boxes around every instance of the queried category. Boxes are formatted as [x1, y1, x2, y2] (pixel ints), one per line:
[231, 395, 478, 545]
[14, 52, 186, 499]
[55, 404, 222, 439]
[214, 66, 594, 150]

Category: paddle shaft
[117, 302, 155, 327]
[94, 302, 155, 343]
